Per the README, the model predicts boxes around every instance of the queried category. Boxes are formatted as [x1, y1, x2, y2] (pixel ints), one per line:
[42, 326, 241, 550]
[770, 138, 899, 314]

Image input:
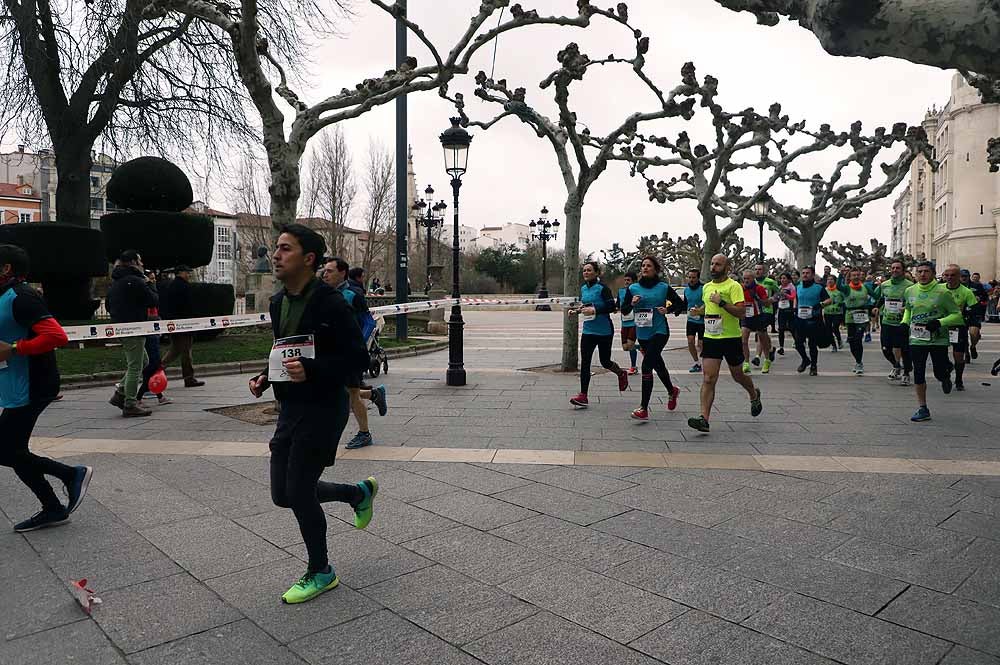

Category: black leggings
[269, 393, 363, 573]
[580, 333, 622, 394]
[0, 400, 76, 512]
[638, 333, 674, 409]
[846, 322, 865, 363]
[911, 345, 952, 386]
[795, 320, 820, 368]
[825, 314, 843, 348]
[777, 310, 794, 348]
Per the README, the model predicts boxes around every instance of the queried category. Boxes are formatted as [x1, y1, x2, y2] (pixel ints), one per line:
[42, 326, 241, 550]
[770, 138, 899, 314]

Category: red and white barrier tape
[61, 296, 576, 341]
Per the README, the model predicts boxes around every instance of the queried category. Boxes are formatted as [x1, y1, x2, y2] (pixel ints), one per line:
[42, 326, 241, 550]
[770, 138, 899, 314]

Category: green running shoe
[281, 567, 339, 604]
[750, 388, 763, 417]
[687, 415, 710, 433]
[354, 477, 378, 529]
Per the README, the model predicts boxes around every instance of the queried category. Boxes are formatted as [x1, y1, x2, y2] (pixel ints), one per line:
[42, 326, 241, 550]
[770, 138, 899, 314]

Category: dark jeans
[0, 401, 76, 512]
[638, 333, 674, 409]
[795, 319, 821, 368]
[139, 334, 162, 398]
[580, 333, 621, 394]
[269, 391, 362, 573]
[162, 333, 195, 380]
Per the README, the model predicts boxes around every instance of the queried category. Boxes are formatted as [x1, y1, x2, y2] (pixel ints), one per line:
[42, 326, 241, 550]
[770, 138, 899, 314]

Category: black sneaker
[686, 416, 710, 433]
[769, 349, 776, 362]
[796, 362, 808, 373]
[777, 348, 785, 356]
[955, 381, 965, 392]
[751, 357, 761, 367]
[108, 391, 125, 408]
[371, 385, 388, 417]
[942, 376, 953, 394]
[14, 509, 69, 533]
[971, 347, 978, 360]
[809, 366, 818, 376]
[346, 431, 374, 449]
[750, 388, 763, 417]
[64, 466, 93, 515]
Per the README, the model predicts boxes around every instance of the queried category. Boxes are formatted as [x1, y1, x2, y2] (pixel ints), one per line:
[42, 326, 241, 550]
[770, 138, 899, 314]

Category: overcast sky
[2, 0, 956, 265]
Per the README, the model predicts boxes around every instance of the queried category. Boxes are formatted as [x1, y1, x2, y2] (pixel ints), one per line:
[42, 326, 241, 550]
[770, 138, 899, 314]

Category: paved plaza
[3, 311, 1000, 664]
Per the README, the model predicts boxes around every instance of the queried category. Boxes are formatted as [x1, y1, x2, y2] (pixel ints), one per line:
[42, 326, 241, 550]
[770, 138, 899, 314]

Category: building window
[90, 197, 103, 210]
[216, 225, 233, 260]
[18, 213, 31, 224]
[90, 176, 99, 189]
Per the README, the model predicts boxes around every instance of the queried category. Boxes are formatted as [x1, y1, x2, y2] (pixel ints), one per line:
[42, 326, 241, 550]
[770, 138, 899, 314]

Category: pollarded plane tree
[820, 238, 924, 278]
[710, 0, 1000, 172]
[749, 121, 934, 267]
[611, 64, 932, 270]
[600, 231, 777, 283]
[445, 5, 701, 371]
[150, 0, 624, 233]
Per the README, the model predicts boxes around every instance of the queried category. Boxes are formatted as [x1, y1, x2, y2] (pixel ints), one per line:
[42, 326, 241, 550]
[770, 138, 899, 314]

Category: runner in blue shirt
[569, 261, 628, 408]
[794, 266, 833, 376]
[617, 271, 639, 375]
[683, 268, 705, 373]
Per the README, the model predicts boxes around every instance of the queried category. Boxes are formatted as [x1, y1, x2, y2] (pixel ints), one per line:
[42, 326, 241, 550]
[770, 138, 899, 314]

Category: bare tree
[152, 0, 620, 239]
[820, 238, 925, 277]
[301, 128, 356, 255]
[447, 6, 701, 370]
[601, 231, 767, 283]
[0, 0, 254, 226]
[360, 140, 394, 277]
[710, 1, 1000, 171]
[228, 153, 272, 279]
[613, 64, 931, 270]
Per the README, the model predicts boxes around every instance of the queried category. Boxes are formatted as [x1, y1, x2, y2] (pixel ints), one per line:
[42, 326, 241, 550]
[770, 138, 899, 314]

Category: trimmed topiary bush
[0, 223, 108, 320]
[158, 280, 236, 340]
[101, 211, 213, 269]
[106, 156, 194, 212]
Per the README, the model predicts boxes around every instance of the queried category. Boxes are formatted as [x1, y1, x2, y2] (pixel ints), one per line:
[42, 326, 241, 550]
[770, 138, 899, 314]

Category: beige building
[891, 74, 1000, 277]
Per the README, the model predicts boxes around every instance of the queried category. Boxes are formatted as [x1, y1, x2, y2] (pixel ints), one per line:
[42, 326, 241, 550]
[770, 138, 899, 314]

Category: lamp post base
[446, 305, 466, 386]
[535, 286, 551, 311]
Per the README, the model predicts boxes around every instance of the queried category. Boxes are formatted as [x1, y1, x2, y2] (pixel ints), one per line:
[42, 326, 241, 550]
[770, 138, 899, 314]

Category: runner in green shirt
[902, 260, 966, 422]
[873, 260, 914, 385]
[823, 275, 845, 352]
[835, 267, 876, 374]
[753, 264, 779, 367]
[941, 264, 978, 391]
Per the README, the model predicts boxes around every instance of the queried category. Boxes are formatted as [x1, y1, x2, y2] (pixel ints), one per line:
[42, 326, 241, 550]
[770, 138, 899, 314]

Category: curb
[59, 338, 449, 391]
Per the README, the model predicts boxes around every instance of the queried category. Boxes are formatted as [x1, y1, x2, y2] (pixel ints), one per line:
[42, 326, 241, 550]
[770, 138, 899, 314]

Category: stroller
[366, 313, 389, 378]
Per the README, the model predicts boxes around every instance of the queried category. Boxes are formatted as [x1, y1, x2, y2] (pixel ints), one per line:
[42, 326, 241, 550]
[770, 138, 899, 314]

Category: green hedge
[106, 156, 194, 212]
[0, 223, 106, 280]
[158, 281, 236, 341]
[101, 212, 214, 269]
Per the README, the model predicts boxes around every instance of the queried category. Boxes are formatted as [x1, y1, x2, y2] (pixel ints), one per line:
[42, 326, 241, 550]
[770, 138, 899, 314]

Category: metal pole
[758, 219, 765, 263]
[447, 177, 466, 386]
[394, 0, 408, 340]
[425, 217, 432, 293]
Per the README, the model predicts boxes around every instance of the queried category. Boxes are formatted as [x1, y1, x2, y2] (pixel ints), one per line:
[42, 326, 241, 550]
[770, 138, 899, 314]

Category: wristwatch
[10, 341, 18, 355]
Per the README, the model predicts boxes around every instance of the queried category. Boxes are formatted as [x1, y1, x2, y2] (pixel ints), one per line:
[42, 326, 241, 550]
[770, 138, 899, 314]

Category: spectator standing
[162, 265, 204, 387]
[107, 250, 157, 417]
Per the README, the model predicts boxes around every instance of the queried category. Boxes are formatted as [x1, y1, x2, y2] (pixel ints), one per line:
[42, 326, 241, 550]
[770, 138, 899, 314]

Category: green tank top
[878, 278, 913, 326]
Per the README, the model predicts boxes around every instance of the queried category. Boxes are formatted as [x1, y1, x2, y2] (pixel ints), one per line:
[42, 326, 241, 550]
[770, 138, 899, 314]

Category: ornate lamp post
[529, 206, 559, 310]
[753, 197, 770, 263]
[440, 117, 472, 386]
[412, 185, 447, 293]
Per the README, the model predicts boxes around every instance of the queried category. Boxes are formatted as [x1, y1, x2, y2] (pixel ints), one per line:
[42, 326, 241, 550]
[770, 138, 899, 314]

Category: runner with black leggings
[569, 261, 628, 407]
[774, 272, 796, 355]
[620, 256, 685, 421]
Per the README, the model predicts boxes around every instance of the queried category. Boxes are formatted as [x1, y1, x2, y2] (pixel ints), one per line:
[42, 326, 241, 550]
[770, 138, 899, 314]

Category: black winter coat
[107, 265, 157, 324]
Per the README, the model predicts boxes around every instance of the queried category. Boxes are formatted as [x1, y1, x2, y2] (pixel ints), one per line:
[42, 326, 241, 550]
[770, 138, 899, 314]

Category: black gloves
[925, 319, 942, 333]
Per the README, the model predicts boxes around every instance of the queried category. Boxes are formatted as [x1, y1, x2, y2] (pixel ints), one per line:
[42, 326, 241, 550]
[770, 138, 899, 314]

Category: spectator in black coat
[161, 265, 204, 387]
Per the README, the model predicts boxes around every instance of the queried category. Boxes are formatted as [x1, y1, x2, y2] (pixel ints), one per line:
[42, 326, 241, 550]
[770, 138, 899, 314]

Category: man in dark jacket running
[107, 250, 157, 417]
[249, 224, 377, 604]
[162, 264, 204, 387]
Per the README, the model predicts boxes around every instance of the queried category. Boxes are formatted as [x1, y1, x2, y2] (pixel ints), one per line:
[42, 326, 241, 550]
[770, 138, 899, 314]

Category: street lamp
[529, 206, 560, 311]
[412, 184, 447, 293]
[752, 197, 770, 263]
[440, 117, 472, 386]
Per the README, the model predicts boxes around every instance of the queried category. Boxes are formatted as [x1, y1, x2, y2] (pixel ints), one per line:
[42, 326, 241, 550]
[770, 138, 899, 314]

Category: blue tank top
[626, 281, 670, 340]
[618, 287, 635, 328]
[684, 283, 704, 323]
[580, 282, 613, 336]
[796, 282, 826, 320]
[0, 288, 31, 408]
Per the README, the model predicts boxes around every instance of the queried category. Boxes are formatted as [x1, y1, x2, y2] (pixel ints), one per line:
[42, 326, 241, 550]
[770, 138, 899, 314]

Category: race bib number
[635, 309, 654, 328]
[745, 306, 756, 319]
[949, 328, 959, 344]
[581, 312, 595, 322]
[885, 299, 903, 315]
[910, 324, 931, 342]
[851, 310, 870, 324]
[797, 306, 813, 320]
[704, 315, 722, 335]
[621, 311, 634, 322]
[778, 299, 791, 310]
[268, 334, 315, 382]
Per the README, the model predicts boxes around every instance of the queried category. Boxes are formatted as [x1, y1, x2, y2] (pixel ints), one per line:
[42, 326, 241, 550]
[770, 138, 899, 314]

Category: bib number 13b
[269, 334, 316, 382]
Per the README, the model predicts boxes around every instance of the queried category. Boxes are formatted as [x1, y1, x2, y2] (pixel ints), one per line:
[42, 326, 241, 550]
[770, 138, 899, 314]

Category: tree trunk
[561, 202, 582, 372]
[701, 218, 722, 277]
[794, 229, 820, 269]
[268, 150, 301, 236]
[53, 141, 95, 227]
